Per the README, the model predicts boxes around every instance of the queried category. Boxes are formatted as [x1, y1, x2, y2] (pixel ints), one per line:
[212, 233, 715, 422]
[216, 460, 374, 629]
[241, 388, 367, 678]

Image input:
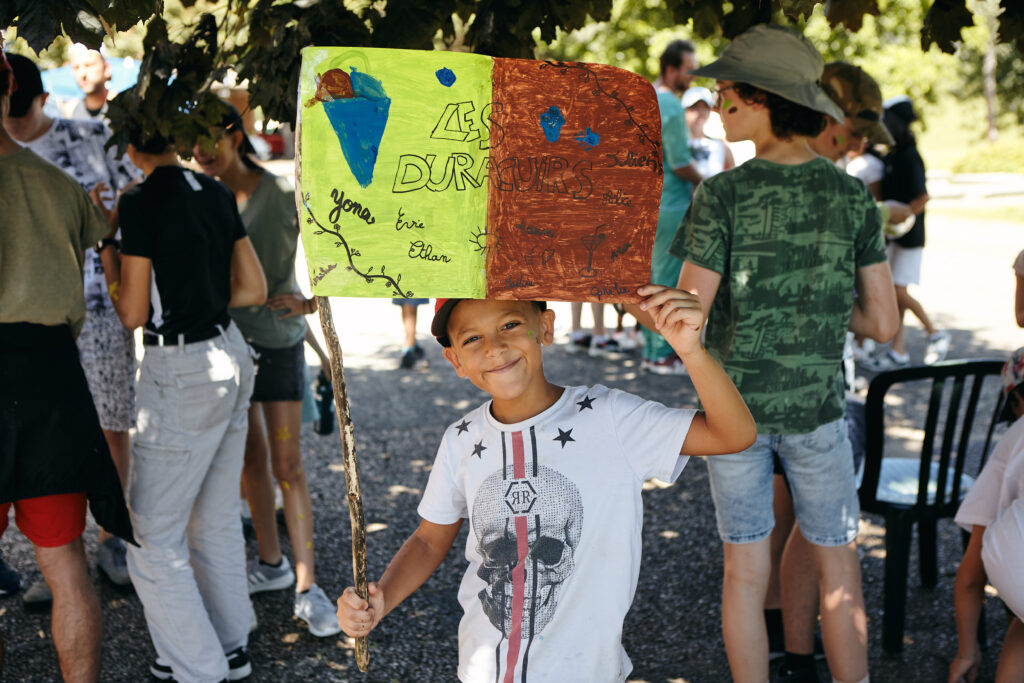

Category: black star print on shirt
[471, 440, 487, 458]
[455, 419, 471, 435]
[576, 394, 595, 411]
[553, 428, 575, 448]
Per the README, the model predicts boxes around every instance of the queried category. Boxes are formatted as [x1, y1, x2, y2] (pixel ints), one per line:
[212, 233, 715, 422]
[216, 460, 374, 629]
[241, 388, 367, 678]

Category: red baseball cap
[431, 299, 463, 347]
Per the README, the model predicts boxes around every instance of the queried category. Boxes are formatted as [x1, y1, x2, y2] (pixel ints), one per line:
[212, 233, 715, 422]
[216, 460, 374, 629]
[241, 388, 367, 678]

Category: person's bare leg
[590, 303, 606, 337]
[891, 287, 909, 355]
[241, 404, 282, 564]
[570, 302, 583, 333]
[996, 618, 1024, 683]
[722, 539, 772, 683]
[401, 304, 417, 349]
[304, 324, 331, 373]
[781, 525, 820, 654]
[98, 429, 129, 544]
[35, 538, 101, 683]
[766, 475, 794, 610]
[812, 541, 868, 682]
[896, 285, 938, 335]
[262, 401, 315, 592]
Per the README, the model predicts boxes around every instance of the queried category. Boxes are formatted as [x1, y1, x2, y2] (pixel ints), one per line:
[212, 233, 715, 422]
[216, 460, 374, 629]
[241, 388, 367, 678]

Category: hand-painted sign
[297, 48, 662, 302]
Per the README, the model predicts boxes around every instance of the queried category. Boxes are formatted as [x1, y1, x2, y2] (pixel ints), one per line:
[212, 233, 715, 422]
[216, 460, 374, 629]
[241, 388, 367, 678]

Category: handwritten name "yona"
[604, 150, 658, 173]
[590, 282, 629, 301]
[329, 187, 376, 226]
[408, 240, 451, 263]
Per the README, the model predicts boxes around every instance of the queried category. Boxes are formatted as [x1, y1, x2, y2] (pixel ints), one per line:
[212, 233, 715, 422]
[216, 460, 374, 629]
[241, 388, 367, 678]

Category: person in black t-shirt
[95, 129, 266, 682]
[871, 96, 950, 370]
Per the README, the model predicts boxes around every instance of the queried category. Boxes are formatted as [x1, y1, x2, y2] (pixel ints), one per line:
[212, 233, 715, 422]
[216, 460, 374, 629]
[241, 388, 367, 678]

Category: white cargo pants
[127, 323, 255, 683]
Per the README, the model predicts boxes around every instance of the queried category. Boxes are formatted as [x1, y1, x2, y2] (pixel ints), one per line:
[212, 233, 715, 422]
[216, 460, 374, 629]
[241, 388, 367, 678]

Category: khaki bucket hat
[821, 62, 895, 146]
[689, 24, 844, 122]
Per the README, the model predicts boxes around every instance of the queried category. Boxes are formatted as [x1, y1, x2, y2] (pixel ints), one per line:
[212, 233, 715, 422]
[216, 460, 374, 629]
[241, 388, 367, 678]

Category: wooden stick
[315, 295, 369, 672]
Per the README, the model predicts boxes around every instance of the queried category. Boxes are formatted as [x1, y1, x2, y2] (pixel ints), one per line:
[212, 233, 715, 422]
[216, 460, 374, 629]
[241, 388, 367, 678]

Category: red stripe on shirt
[503, 431, 529, 682]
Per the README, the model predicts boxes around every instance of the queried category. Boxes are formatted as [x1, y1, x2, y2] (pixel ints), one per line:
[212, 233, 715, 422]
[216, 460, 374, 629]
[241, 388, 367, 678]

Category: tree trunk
[983, 26, 998, 141]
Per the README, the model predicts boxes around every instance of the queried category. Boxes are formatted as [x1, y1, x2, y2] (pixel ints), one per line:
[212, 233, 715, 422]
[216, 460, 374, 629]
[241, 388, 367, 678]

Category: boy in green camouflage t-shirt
[668, 25, 898, 683]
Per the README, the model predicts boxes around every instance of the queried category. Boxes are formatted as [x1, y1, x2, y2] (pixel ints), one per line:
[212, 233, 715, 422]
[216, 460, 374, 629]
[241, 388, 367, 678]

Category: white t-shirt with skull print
[418, 384, 694, 683]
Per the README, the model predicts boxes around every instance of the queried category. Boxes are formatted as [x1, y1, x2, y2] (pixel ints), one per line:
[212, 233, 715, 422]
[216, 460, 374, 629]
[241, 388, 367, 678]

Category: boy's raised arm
[638, 283, 756, 456]
[338, 518, 463, 638]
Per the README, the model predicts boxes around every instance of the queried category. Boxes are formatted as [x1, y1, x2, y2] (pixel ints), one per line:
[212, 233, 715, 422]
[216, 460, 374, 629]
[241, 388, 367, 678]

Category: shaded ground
[0, 203, 1020, 682]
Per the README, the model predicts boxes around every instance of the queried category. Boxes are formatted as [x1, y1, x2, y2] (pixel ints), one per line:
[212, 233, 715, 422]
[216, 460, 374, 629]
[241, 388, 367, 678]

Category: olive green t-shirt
[670, 157, 887, 434]
[0, 148, 109, 337]
[228, 171, 306, 348]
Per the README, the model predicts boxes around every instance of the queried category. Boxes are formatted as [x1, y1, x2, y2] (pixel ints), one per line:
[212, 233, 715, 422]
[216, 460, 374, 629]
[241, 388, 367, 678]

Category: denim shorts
[706, 417, 860, 547]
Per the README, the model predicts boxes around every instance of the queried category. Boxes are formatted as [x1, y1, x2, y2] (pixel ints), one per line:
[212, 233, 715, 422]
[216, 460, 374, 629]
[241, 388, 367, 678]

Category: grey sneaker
[294, 584, 341, 637]
[247, 556, 295, 594]
[96, 537, 131, 585]
[22, 578, 52, 612]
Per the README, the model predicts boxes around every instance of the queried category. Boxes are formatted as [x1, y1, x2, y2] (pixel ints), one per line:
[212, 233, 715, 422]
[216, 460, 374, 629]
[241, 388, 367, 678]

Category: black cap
[220, 102, 258, 158]
[7, 53, 44, 118]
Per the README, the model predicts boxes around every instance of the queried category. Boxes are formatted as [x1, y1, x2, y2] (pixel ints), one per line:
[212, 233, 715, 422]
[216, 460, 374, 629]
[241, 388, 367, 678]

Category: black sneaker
[313, 370, 334, 435]
[777, 662, 821, 683]
[0, 554, 21, 596]
[399, 345, 427, 369]
[151, 647, 251, 681]
[226, 647, 252, 680]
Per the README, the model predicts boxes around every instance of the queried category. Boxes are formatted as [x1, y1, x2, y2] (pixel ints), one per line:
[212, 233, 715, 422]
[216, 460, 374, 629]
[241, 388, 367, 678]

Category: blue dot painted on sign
[436, 68, 456, 87]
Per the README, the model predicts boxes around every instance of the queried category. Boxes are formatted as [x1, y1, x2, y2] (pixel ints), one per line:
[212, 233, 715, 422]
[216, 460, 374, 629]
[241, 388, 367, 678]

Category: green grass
[927, 204, 1024, 223]
[917, 94, 1024, 174]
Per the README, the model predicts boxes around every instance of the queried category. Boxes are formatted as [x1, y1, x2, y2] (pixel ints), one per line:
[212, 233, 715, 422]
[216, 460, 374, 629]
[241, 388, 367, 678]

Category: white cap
[682, 86, 715, 109]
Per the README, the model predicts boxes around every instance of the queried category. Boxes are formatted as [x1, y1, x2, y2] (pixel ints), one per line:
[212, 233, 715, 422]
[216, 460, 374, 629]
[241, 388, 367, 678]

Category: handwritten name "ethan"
[590, 282, 629, 300]
[408, 240, 451, 263]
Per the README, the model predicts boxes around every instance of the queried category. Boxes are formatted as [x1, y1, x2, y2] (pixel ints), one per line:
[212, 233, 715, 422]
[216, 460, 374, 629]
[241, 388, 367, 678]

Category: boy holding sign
[337, 288, 755, 682]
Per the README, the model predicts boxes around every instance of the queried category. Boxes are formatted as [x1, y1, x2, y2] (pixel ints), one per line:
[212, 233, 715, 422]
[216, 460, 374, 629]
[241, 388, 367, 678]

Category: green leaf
[921, 0, 974, 53]
[824, 0, 879, 32]
[997, 0, 1024, 53]
[781, 0, 820, 22]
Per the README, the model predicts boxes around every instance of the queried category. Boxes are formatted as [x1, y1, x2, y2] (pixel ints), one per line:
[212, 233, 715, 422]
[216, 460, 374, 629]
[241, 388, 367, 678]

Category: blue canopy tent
[40, 57, 140, 102]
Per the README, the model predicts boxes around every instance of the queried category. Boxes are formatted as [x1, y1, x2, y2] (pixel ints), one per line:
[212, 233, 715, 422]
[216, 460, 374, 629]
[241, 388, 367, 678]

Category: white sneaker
[294, 584, 342, 637]
[611, 330, 639, 351]
[247, 556, 295, 594]
[924, 330, 950, 365]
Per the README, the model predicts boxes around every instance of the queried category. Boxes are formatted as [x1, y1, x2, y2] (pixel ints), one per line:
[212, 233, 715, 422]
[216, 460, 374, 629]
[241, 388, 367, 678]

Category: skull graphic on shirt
[471, 463, 583, 638]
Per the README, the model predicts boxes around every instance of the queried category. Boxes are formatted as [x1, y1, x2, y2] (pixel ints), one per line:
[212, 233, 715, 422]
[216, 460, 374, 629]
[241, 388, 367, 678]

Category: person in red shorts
[0, 40, 131, 681]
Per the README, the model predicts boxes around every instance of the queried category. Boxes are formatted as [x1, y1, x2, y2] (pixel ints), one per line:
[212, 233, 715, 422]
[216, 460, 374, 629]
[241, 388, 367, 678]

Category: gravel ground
[1, 206, 1020, 682]
[0, 326, 1015, 683]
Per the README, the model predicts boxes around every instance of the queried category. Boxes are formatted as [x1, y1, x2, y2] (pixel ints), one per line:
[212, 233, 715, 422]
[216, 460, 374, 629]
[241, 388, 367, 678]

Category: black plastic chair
[858, 358, 1005, 654]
